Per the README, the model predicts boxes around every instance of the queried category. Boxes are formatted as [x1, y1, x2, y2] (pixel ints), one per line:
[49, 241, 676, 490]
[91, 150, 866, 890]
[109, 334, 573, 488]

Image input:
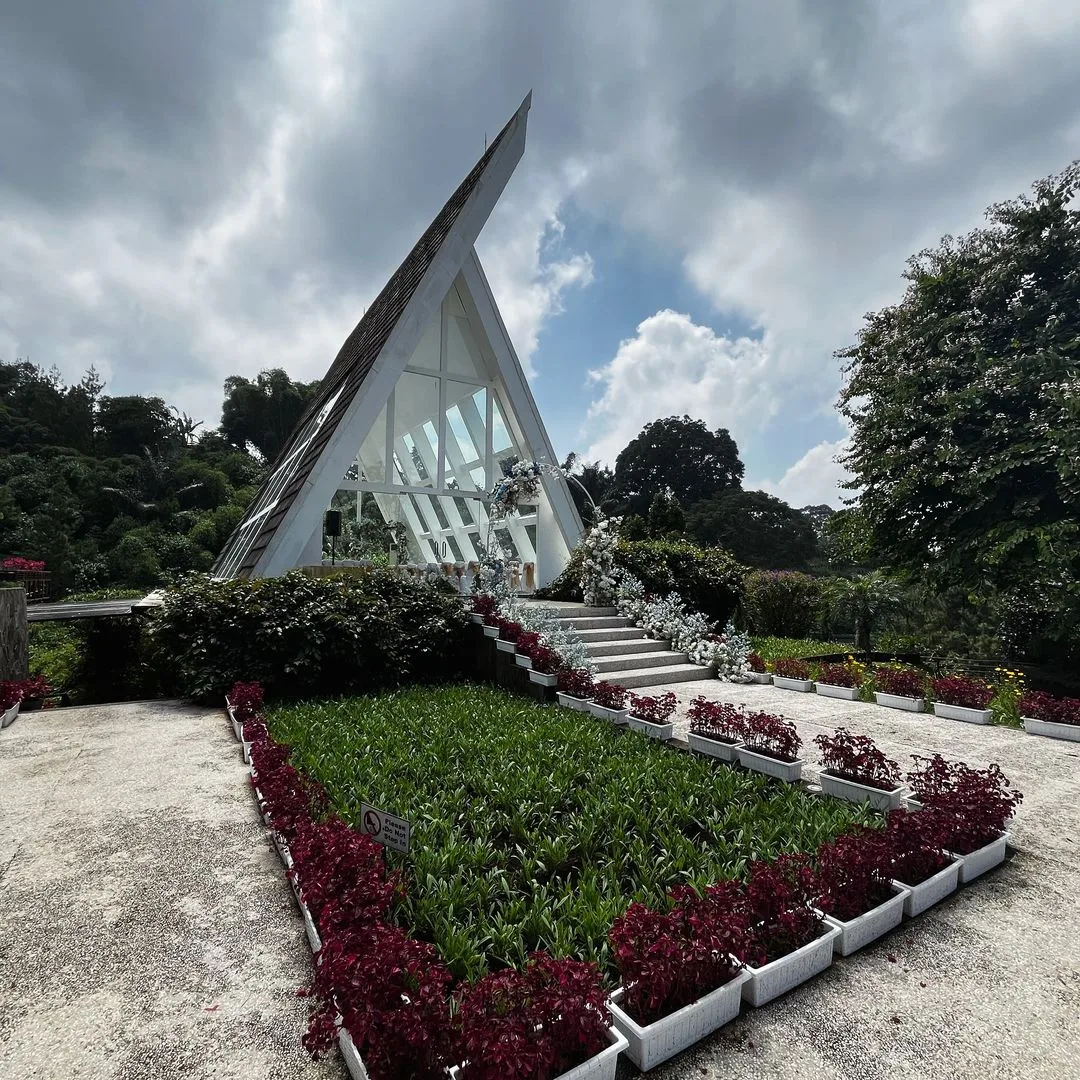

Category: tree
[567, 461, 615, 527]
[838, 162, 1080, 627]
[827, 572, 903, 652]
[613, 416, 743, 515]
[96, 395, 180, 457]
[687, 490, 818, 569]
[799, 504, 835, 537]
[220, 368, 320, 462]
[647, 491, 685, 538]
[820, 506, 878, 570]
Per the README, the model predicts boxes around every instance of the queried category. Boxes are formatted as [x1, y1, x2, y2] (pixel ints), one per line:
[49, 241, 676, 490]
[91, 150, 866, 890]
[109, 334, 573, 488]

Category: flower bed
[874, 666, 926, 710]
[1020, 690, 1080, 741]
[626, 691, 677, 739]
[815, 729, 905, 809]
[738, 710, 804, 781]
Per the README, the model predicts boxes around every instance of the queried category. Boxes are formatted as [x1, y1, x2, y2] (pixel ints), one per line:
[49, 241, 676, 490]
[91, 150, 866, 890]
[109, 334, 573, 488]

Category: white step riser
[574, 627, 649, 643]
[538, 606, 619, 619]
[614, 665, 707, 689]
[587, 639, 672, 658]
[559, 616, 634, 630]
[595, 652, 690, 673]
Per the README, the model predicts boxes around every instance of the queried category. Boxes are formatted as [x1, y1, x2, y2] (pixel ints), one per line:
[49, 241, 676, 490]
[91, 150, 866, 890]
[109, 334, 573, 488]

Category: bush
[931, 675, 993, 710]
[874, 666, 926, 699]
[148, 569, 470, 701]
[743, 571, 826, 637]
[772, 658, 811, 681]
[814, 728, 900, 790]
[741, 710, 802, 762]
[1019, 690, 1080, 725]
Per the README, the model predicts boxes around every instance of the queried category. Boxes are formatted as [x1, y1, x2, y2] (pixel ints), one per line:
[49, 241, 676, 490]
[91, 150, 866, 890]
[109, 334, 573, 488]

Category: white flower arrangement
[579, 515, 620, 607]
[499, 596, 597, 674]
[487, 459, 559, 519]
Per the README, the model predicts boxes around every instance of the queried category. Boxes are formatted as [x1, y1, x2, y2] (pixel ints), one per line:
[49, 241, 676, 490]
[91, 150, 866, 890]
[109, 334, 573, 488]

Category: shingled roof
[213, 95, 530, 579]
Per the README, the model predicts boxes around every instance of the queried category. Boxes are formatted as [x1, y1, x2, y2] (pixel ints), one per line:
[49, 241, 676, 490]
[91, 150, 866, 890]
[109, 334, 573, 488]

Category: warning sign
[359, 803, 410, 853]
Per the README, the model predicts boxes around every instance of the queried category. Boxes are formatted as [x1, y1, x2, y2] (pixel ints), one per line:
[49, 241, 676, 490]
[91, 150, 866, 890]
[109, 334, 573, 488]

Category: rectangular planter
[737, 746, 804, 783]
[742, 923, 840, 1007]
[950, 832, 1008, 884]
[893, 858, 961, 917]
[687, 731, 742, 762]
[482, 625, 500, 638]
[626, 714, 674, 740]
[1, 702, 18, 728]
[515, 654, 533, 669]
[823, 885, 910, 956]
[557, 692, 591, 712]
[608, 971, 750, 1072]
[933, 701, 992, 725]
[874, 692, 925, 712]
[1023, 715, 1080, 742]
[748, 672, 772, 684]
[588, 702, 629, 726]
[815, 683, 860, 701]
[495, 639, 517, 653]
[469, 613, 485, 624]
[772, 676, 813, 692]
[819, 770, 906, 811]
[528, 669, 558, 688]
[449, 1023, 628, 1080]
[339, 1028, 371, 1080]
[242, 740, 252, 765]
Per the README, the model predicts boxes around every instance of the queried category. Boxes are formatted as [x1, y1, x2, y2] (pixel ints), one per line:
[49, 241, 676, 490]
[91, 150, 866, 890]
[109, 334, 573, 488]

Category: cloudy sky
[3, 0, 1079, 506]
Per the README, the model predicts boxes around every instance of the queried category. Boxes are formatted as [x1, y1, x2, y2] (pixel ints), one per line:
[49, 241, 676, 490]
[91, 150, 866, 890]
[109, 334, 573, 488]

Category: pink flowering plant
[1, 556, 46, 571]
[628, 691, 678, 725]
[1020, 690, 1080, 726]
[687, 697, 746, 743]
[931, 675, 994, 710]
[814, 728, 901, 790]
[741, 710, 802, 762]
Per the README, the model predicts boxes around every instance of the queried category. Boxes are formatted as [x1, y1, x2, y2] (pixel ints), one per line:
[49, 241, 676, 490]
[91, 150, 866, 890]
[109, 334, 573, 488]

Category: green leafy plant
[743, 571, 826, 638]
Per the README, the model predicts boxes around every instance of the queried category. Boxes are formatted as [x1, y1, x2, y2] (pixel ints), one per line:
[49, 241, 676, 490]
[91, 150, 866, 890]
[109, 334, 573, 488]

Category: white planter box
[449, 1023, 628, 1080]
[626, 714, 674, 740]
[950, 831, 1008, 884]
[874, 692, 924, 712]
[1023, 715, 1080, 742]
[242, 740, 252, 765]
[737, 746, 804, 782]
[823, 884, 910, 956]
[933, 701, 992, 725]
[687, 732, 742, 762]
[495, 639, 516, 653]
[893, 858, 961, 916]
[1, 702, 18, 728]
[819, 770, 906, 811]
[515, 654, 533, 669]
[588, 702, 629, 726]
[748, 672, 772, 684]
[816, 683, 860, 701]
[742, 923, 840, 1007]
[482, 625, 499, 638]
[557, 693, 591, 712]
[772, 676, 813, 692]
[469, 613, 485, 624]
[272, 833, 293, 871]
[608, 971, 749, 1072]
[528, 669, 558, 687]
[339, 1028, 371, 1080]
[231, 713, 244, 742]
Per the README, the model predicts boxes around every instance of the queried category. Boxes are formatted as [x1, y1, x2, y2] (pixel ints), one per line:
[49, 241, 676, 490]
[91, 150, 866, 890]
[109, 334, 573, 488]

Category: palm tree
[829, 571, 903, 652]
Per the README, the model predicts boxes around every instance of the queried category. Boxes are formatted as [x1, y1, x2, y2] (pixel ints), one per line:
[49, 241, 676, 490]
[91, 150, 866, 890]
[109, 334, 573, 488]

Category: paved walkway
[643, 678, 1080, 1080]
[0, 701, 343, 1080]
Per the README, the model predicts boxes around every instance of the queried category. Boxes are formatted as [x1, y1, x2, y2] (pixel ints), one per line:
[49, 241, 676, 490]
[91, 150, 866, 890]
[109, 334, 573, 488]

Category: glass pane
[446, 314, 485, 378]
[495, 527, 521, 559]
[444, 382, 487, 490]
[408, 314, 441, 371]
[492, 395, 515, 456]
[392, 372, 439, 486]
[357, 399, 388, 483]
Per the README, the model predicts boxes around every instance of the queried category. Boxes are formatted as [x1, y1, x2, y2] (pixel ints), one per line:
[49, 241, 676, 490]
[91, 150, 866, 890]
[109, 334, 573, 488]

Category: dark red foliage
[591, 681, 627, 710]
[241, 716, 269, 744]
[931, 675, 993, 710]
[454, 952, 610, 1080]
[745, 854, 825, 963]
[610, 881, 756, 1025]
[528, 645, 562, 675]
[1, 676, 49, 709]
[772, 658, 811, 681]
[746, 652, 767, 674]
[1020, 690, 1080, 726]
[687, 697, 745, 743]
[471, 594, 498, 618]
[300, 925, 453, 1080]
[816, 831, 894, 922]
[816, 663, 860, 689]
[556, 669, 595, 699]
[497, 618, 524, 644]
[874, 667, 925, 699]
[740, 710, 802, 762]
[814, 728, 900, 790]
[875, 808, 950, 886]
[1, 556, 45, 571]
[515, 630, 542, 655]
[252, 755, 328, 841]
[628, 692, 678, 724]
[229, 680, 264, 720]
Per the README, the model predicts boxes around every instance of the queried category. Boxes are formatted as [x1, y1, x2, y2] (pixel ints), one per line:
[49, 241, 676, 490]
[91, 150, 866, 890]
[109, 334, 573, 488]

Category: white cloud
[757, 438, 854, 509]
[582, 309, 776, 466]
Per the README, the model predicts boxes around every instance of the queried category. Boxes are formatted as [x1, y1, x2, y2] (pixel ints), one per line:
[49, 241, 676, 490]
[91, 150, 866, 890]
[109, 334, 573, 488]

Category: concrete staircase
[545, 605, 708, 689]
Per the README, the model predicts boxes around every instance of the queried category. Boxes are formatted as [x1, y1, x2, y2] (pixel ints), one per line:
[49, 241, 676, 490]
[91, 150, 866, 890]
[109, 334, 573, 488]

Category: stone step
[586, 638, 671, 658]
[573, 626, 648, 643]
[594, 650, 690, 673]
[558, 615, 635, 631]
[527, 605, 619, 619]
[603, 664, 708, 689]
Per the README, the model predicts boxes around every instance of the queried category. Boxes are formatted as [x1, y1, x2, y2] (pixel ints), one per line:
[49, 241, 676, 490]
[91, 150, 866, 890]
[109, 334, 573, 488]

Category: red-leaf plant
[740, 710, 802, 763]
[816, 662, 861, 689]
[687, 697, 746, 743]
[744, 854, 826, 964]
[0, 681, 20, 711]
[747, 652, 767, 674]
[930, 675, 993, 710]
[772, 658, 811, 681]
[814, 728, 901, 791]
[515, 630, 542, 656]
[628, 692, 678, 725]
[609, 881, 757, 1025]
[591, 681, 628, 710]
[556, 668, 595, 699]
[906, 755, 1022, 854]
[497, 618, 524, 644]
[300, 924, 453, 1080]
[1019, 690, 1080, 726]
[1, 556, 46, 571]
[453, 952, 610, 1080]
[471, 593, 498, 618]
[874, 666, 925, 699]
[528, 645, 562, 675]
[816, 830, 895, 922]
[1, 675, 51, 709]
[875, 808, 950, 886]
[251, 756, 328, 842]
[229, 680, 264, 721]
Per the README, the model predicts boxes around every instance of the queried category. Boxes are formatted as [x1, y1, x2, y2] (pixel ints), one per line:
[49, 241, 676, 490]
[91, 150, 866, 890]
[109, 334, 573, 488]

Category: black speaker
[324, 510, 342, 538]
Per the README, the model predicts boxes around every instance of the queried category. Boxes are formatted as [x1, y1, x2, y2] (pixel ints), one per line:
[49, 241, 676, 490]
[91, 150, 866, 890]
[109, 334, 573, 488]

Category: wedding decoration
[579, 515, 620, 607]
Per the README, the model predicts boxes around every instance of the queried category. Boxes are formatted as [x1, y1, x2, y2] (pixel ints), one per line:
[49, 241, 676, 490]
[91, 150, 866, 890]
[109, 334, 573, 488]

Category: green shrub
[744, 570, 826, 637]
[148, 569, 470, 702]
[750, 636, 849, 662]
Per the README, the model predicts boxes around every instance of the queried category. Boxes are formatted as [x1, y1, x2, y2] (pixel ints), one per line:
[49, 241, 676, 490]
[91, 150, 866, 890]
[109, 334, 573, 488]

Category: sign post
[360, 803, 410, 853]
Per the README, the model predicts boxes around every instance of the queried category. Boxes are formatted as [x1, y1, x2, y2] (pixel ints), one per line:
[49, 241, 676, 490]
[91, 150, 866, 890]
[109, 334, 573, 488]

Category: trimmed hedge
[743, 570, 827, 638]
[148, 569, 470, 701]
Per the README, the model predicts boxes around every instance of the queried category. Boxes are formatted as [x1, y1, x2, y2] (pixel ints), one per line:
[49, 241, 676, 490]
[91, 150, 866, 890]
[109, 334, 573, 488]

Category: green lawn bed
[750, 635, 851, 661]
[269, 684, 875, 982]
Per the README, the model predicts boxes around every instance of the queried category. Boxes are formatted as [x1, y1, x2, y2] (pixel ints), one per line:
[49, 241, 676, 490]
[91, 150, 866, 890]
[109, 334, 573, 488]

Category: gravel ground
[0, 700, 344, 1080]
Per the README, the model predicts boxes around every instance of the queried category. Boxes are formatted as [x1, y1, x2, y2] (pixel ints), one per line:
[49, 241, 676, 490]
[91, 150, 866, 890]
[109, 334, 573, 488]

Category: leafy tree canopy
[220, 368, 320, 462]
[687, 489, 818, 569]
